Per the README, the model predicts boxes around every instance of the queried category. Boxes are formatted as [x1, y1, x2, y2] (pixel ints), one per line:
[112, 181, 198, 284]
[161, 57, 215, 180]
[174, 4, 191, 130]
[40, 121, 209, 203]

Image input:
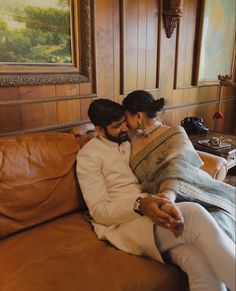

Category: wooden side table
[189, 131, 236, 169]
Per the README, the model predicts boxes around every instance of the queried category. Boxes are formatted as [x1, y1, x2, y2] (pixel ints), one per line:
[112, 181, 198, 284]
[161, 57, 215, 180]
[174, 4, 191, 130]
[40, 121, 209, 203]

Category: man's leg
[154, 202, 235, 291]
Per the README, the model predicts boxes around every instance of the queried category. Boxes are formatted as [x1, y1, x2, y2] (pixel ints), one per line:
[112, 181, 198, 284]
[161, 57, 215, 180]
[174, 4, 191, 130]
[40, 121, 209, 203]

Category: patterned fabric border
[162, 179, 235, 219]
[130, 126, 185, 171]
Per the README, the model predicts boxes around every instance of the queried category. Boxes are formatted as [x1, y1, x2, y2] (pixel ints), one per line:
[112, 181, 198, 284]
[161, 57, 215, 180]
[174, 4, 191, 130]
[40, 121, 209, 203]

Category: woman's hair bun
[154, 97, 165, 111]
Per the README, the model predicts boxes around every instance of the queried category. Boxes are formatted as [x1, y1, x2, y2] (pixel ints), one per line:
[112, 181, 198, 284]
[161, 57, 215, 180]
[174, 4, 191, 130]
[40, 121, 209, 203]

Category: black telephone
[181, 116, 209, 134]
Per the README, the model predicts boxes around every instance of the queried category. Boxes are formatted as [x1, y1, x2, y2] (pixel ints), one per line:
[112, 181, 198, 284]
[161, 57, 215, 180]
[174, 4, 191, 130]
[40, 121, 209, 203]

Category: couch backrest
[0, 132, 85, 239]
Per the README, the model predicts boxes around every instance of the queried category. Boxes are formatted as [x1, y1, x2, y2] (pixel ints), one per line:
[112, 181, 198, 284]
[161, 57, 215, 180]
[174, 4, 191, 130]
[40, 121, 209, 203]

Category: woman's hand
[156, 189, 177, 203]
[140, 195, 184, 237]
[160, 203, 184, 237]
[140, 196, 177, 227]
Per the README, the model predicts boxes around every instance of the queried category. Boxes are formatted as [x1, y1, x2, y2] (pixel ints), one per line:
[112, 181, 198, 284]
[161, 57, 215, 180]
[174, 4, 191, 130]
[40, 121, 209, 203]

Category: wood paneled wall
[0, 0, 235, 136]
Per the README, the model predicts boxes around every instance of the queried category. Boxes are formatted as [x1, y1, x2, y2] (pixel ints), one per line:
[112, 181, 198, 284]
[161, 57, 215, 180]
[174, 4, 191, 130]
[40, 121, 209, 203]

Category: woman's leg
[154, 225, 226, 291]
[154, 202, 235, 291]
[181, 202, 235, 291]
[168, 244, 227, 291]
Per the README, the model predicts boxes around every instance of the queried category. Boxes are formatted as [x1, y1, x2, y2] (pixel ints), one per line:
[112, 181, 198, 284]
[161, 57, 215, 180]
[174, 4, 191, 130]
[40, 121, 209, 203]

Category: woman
[122, 90, 235, 291]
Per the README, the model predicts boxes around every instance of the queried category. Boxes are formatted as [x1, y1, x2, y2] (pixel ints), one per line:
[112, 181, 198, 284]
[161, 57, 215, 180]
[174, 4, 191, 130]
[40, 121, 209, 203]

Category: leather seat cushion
[0, 213, 184, 291]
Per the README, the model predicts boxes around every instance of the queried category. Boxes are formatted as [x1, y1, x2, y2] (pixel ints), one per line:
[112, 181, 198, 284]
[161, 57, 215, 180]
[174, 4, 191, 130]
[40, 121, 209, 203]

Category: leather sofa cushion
[0, 132, 83, 239]
[0, 213, 185, 291]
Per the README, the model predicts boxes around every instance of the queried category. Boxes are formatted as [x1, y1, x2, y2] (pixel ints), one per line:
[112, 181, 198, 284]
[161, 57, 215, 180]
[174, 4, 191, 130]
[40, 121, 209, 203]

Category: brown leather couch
[0, 125, 228, 291]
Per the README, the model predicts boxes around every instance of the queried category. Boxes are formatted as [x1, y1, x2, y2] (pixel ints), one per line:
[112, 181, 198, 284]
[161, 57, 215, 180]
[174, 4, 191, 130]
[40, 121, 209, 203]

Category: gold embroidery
[130, 126, 185, 170]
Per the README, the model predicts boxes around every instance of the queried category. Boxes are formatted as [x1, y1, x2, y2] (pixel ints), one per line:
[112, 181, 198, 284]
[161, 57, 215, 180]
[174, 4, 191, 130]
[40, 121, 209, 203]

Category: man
[76, 99, 235, 291]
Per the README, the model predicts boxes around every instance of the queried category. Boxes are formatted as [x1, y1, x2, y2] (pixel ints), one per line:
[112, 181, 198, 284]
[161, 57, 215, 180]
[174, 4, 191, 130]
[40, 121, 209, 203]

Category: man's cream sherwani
[76, 136, 163, 262]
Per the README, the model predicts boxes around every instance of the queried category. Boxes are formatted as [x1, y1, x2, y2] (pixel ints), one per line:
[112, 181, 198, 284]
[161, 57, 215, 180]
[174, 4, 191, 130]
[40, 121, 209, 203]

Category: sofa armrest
[197, 150, 228, 181]
[70, 123, 96, 148]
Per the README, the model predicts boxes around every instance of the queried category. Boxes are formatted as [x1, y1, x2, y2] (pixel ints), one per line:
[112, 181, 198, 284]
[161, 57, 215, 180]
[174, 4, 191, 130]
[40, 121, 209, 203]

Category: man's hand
[140, 195, 176, 226]
[140, 195, 184, 237]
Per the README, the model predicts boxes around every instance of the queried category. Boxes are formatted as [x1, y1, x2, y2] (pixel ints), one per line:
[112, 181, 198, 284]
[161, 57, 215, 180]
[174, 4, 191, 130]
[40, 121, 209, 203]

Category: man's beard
[104, 128, 129, 144]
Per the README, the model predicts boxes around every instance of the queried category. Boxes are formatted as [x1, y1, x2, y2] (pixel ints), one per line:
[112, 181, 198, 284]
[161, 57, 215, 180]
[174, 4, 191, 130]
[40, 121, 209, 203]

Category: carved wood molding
[0, 72, 89, 87]
[80, 0, 91, 80]
[0, 0, 92, 87]
[163, 0, 183, 38]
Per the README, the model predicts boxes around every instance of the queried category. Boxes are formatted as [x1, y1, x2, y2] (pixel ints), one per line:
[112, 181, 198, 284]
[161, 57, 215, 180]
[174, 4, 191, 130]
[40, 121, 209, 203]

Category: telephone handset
[181, 116, 209, 134]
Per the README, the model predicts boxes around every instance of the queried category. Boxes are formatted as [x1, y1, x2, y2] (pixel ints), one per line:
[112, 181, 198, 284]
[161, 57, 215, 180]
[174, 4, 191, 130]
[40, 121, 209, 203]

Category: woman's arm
[156, 189, 177, 203]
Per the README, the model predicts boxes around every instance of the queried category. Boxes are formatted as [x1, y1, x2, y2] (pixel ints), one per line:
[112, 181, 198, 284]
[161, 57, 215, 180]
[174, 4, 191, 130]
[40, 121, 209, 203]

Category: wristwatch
[133, 193, 149, 215]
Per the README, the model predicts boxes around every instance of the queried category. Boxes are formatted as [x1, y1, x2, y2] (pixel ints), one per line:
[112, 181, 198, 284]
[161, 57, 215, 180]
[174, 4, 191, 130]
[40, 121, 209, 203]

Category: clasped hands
[140, 192, 184, 237]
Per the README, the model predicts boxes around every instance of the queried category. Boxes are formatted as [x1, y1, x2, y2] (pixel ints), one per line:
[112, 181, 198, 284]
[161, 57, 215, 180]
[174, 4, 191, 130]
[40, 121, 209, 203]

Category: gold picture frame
[0, 0, 92, 87]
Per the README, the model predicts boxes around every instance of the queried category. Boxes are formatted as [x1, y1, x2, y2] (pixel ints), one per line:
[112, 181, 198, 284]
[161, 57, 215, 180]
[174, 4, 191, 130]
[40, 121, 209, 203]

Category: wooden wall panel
[0, 87, 20, 101]
[176, 0, 198, 88]
[197, 102, 217, 131]
[158, 1, 176, 103]
[124, 0, 139, 91]
[56, 84, 80, 97]
[19, 85, 56, 100]
[145, 0, 159, 90]
[214, 99, 236, 134]
[0, 87, 22, 134]
[137, 0, 148, 89]
[113, 0, 121, 102]
[96, 0, 116, 99]
[57, 100, 81, 124]
[172, 85, 220, 107]
[123, 0, 158, 92]
[80, 98, 93, 120]
[21, 102, 57, 130]
[0, 106, 23, 134]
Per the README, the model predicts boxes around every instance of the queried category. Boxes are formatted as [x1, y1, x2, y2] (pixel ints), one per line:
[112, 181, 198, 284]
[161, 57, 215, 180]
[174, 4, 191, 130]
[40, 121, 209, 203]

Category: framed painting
[196, 0, 235, 85]
[0, 0, 92, 87]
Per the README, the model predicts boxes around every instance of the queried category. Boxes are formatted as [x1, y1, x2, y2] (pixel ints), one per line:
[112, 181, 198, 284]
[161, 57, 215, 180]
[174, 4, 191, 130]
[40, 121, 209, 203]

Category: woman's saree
[130, 126, 235, 242]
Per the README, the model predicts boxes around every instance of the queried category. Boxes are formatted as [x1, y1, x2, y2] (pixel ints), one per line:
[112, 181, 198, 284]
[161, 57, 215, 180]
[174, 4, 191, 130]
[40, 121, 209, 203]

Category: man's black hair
[88, 98, 125, 128]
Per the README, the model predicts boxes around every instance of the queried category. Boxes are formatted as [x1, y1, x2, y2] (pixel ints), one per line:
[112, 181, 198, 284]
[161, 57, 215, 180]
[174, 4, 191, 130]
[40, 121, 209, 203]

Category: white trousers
[154, 202, 235, 291]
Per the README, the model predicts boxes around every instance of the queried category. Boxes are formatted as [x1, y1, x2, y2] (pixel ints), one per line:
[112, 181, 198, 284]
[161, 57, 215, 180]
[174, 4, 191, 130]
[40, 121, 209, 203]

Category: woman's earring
[136, 119, 144, 136]
[138, 119, 143, 129]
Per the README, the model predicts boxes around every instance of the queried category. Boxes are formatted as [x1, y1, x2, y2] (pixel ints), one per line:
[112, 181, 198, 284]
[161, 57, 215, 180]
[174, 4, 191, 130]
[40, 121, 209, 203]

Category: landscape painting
[0, 0, 72, 64]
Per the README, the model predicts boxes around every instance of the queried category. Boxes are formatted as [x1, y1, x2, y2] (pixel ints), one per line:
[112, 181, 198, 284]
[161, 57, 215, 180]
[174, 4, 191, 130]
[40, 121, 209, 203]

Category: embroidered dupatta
[130, 126, 235, 241]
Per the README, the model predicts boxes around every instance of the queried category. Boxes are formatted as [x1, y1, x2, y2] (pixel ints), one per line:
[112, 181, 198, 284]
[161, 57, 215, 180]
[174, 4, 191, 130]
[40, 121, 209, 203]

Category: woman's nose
[121, 122, 128, 132]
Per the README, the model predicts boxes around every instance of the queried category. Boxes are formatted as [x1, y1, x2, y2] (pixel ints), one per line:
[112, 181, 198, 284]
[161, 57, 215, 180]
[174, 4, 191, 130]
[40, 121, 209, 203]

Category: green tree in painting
[0, 1, 71, 64]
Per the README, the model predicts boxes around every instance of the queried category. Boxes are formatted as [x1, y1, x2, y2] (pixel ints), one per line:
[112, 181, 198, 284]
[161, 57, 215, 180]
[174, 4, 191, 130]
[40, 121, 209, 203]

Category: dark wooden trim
[192, 0, 203, 86]
[0, 94, 97, 106]
[165, 96, 236, 111]
[173, 11, 180, 89]
[193, 0, 204, 86]
[0, 120, 90, 137]
[156, 0, 161, 89]
[120, 0, 125, 95]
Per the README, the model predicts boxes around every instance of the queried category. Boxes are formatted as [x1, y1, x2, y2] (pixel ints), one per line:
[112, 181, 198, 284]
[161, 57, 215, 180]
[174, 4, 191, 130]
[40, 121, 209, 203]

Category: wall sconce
[163, 0, 183, 38]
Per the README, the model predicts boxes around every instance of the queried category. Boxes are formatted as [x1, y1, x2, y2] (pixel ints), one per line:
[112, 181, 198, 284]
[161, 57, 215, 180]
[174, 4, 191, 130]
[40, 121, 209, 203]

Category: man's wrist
[133, 193, 149, 215]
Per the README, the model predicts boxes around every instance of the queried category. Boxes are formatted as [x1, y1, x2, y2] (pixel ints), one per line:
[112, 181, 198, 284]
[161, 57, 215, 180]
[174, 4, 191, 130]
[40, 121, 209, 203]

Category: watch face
[134, 200, 140, 211]
[134, 197, 141, 214]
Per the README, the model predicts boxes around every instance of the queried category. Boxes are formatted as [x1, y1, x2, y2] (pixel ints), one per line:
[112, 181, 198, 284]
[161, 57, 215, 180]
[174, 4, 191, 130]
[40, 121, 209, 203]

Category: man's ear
[95, 125, 105, 137]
